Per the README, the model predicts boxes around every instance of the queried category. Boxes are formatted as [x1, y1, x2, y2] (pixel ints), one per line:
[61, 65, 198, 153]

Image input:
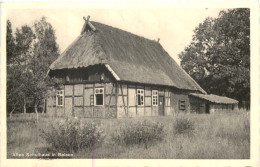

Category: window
[95, 88, 104, 106]
[136, 89, 144, 106]
[179, 100, 186, 110]
[56, 90, 64, 106]
[152, 90, 158, 106]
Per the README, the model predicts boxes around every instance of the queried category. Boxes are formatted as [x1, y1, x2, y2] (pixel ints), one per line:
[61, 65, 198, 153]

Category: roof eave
[104, 64, 120, 81]
[189, 94, 239, 104]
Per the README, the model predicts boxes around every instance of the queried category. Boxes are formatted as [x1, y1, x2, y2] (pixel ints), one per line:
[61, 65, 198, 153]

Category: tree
[26, 17, 60, 121]
[6, 17, 60, 118]
[7, 66, 25, 118]
[15, 25, 35, 66]
[179, 8, 250, 108]
[6, 19, 18, 117]
[7, 21, 35, 117]
[6, 20, 16, 64]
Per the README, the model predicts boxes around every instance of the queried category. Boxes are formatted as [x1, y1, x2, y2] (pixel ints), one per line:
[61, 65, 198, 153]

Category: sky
[7, 8, 224, 64]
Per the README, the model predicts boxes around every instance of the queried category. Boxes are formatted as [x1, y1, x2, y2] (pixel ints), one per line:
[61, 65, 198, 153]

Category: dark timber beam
[108, 84, 114, 110]
[120, 84, 127, 117]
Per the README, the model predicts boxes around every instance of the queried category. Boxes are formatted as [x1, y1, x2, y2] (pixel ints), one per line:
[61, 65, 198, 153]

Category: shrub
[111, 119, 164, 148]
[174, 117, 195, 135]
[40, 118, 105, 153]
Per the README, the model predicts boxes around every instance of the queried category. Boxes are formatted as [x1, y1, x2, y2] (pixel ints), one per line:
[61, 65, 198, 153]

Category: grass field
[7, 110, 250, 159]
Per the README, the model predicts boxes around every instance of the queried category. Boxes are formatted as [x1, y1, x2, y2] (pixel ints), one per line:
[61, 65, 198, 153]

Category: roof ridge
[91, 21, 161, 45]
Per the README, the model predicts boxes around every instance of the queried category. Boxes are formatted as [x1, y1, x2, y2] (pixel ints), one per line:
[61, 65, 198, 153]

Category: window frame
[179, 100, 186, 110]
[56, 90, 64, 107]
[136, 89, 144, 106]
[94, 87, 104, 106]
[152, 90, 158, 106]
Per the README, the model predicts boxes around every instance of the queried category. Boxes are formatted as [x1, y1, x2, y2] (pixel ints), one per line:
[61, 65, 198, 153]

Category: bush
[174, 117, 195, 135]
[40, 118, 105, 153]
[111, 119, 164, 148]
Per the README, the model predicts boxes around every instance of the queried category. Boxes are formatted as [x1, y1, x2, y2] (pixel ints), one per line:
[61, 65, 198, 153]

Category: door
[206, 103, 210, 114]
[65, 97, 73, 116]
[159, 96, 165, 116]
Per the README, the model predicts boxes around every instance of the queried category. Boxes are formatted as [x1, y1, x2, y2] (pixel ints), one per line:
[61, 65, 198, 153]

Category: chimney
[157, 38, 160, 43]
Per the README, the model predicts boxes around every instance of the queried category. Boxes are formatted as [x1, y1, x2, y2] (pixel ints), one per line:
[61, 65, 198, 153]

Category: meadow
[7, 110, 250, 159]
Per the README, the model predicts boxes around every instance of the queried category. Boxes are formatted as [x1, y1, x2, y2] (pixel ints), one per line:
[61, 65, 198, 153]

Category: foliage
[6, 20, 16, 64]
[179, 9, 250, 107]
[7, 20, 36, 115]
[25, 17, 60, 115]
[8, 113, 250, 159]
[111, 119, 164, 148]
[6, 66, 26, 115]
[40, 118, 105, 153]
[14, 24, 35, 65]
[173, 117, 195, 135]
[6, 17, 60, 115]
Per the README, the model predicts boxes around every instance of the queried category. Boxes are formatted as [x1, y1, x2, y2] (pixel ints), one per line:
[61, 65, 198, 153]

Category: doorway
[159, 96, 165, 116]
[65, 97, 73, 116]
[206, 103, 210, 114]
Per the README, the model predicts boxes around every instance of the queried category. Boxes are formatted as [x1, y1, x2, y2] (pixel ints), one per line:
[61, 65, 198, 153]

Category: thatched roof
[189, 93, 238, 104]
[50, 20, 206, 93]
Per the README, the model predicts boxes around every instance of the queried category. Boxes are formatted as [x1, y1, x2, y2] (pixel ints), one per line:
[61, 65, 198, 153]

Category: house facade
[46, 16, 237, 118]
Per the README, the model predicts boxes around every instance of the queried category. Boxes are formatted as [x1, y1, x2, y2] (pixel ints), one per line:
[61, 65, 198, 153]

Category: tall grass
[7, 111, 250, 159]
[40, 118, 105, 153]
[110, 119, 164, 148]
[173, 116, 195, 135]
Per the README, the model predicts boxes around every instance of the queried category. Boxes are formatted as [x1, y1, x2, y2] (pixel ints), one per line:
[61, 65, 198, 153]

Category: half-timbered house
[46, 16, 238, 118]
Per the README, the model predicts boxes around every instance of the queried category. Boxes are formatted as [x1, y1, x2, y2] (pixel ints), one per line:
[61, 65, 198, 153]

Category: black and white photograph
[0, 1, 258, 167]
